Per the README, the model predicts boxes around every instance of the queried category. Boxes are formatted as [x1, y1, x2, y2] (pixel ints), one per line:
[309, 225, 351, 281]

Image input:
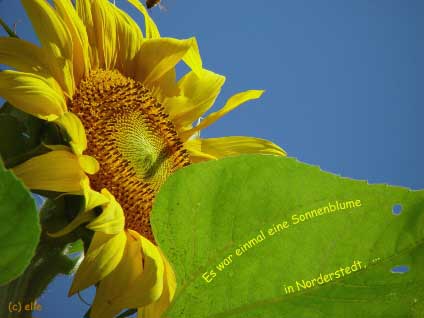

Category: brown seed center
[69, 69, 190, 240]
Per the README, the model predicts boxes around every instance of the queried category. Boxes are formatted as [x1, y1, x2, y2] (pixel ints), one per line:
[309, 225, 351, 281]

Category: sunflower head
[0, 0, 285, 317]
[69, 68, 191, 239]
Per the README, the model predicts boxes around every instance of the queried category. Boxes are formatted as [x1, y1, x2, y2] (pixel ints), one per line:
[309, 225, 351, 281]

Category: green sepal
[66, 239, 84, 255]
[0, 102, 71, 169]
[0, 103, 45, 168]
[0, 17, 18, 38]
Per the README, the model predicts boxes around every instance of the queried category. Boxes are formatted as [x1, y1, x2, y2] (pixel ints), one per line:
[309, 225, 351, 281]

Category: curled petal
[49, 180, 114, 238]
[87, 189, 125, 235]
[82, 178, 110, 211]
[165, 69, 225, 129]
[135, 38, 200, 85]
[181, 37, 202, 77]
[78, 155, 100, 175]
[51, 187, 124, 237]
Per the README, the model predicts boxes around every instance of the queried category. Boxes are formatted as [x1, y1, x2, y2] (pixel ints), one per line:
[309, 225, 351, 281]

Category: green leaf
[151, 155, 424, 318]
[0, 162, 40, 285]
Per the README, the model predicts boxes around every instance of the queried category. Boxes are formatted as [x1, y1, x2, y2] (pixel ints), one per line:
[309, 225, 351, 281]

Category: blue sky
[0, 0, 423, 317]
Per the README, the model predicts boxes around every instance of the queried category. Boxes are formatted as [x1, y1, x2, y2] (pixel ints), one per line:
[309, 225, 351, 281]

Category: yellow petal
[76, 0, 100, 68]
[90, 231, 144, 318]
[91, 0, 118, 69]
[69, 231, 127, 296]
[148, 67, 179, 102]
[87, 189, 125, 235]
[21, 0, 75, 96]
[0, 70, 66, 121]
[113, 231, 164, 308]
[127, 0, 160, 39]
[90, 230, 165, 318]
[55, 112, 87, 155]
[135, 37, 199, 85]
[185, 136, 287, 162]
[53, 0, 91, 82]
[180, 90, 265, 140]
[114, 6, 144, 77]
[165, 69, 225, 128]
[140, 249, 177, 318]
[0, 37, 50, 75]
[12, 150, 86, 193]
[92, 0, 146, 71]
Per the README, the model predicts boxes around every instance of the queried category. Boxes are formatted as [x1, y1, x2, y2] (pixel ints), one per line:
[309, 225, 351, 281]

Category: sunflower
[0, 0, 285, 317]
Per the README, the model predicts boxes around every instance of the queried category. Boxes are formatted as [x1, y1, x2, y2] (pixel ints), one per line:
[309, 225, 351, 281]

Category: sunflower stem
[0, 243, 77, 318]
[0, 17, 18, 38]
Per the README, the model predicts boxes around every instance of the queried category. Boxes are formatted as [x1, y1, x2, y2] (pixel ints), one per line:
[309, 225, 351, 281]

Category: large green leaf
[151, 155, 424, 318]
[0, 162, 40, 285]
